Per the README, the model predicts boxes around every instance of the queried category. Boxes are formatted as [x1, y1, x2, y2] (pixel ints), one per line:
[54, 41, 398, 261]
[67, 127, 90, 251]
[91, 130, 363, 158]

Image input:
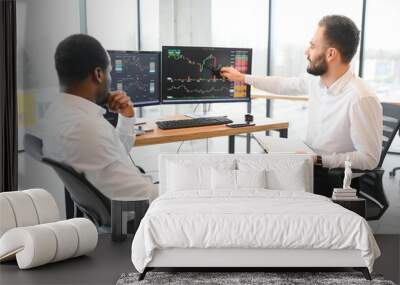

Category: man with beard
[220, 15, 382, 197]
[42, 34, 158, 203]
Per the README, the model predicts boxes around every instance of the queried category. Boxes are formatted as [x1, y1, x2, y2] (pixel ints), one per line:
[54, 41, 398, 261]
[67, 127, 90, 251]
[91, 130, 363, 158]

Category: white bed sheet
[131, 190, 380, 273]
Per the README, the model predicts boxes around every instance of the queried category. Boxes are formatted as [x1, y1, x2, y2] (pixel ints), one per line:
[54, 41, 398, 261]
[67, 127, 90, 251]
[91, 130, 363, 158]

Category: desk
[252, 92, 400, 105]
[134, 115, 289, 153]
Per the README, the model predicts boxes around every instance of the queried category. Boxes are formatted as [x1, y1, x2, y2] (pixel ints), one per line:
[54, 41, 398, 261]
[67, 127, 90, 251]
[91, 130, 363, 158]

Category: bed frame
[138, 248, 371, 281]
[137, 155, 372, 281]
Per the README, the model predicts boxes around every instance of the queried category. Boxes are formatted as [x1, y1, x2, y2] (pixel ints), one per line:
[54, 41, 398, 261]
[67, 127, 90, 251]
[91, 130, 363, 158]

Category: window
[269, 0, 363, 139]
[364, 0, 400, 150]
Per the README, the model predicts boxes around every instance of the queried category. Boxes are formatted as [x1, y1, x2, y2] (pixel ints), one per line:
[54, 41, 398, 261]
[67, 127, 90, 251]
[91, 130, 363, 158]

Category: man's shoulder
[347, 76, 380, 104]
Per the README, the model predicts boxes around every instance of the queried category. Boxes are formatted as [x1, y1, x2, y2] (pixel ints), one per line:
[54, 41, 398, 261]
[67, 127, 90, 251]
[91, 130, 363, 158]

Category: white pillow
[166, 159, 236, 192]
[167, 162, 210, 191]
[236, 169, 267, 189]
[237, 158, 309, 192]
[266, 162, 307, 191]
[211, 168, 236, 190]
[211, 169, 267, 191]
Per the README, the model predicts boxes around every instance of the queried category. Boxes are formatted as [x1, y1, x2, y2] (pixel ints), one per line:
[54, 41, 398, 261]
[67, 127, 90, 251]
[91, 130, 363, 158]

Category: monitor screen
[108, 50, 161, 107]
[161, 46, 252, 104]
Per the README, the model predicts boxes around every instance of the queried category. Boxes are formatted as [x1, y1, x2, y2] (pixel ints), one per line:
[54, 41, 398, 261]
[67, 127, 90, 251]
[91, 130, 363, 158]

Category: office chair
[23, 133, 43, 161]
[328, 102, 400, 220]
[23, 134, 148, 241]
[23, 133, 110, 224]
[389, 129, 400, 177]
[41, 157, 112, 227]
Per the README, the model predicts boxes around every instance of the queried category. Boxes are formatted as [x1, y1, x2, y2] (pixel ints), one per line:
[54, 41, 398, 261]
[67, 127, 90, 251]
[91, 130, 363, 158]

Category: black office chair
[42, 157, 112, 227]
[23, 133, 110, 225]
[389, 130, 400, 177]
[23, 133, 148, 240]
[328, 102, 400, 220]
[23, 133, 43, 161]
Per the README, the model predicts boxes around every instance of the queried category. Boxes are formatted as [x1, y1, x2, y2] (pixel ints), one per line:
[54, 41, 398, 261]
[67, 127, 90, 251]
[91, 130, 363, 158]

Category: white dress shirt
[245, 69, 383, 170]
[42, 93, 158, 201]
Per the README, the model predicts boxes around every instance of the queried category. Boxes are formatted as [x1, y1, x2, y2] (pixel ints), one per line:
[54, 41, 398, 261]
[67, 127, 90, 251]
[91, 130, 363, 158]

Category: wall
[86, 0, 138, 50]
[17, 0, 82, 217]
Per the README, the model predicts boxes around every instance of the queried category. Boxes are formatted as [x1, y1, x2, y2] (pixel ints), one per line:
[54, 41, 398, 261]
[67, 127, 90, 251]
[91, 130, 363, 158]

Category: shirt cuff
[321, 155, 330, 168]
[116, 114, 136, 133]
[244, 74, 254, 85]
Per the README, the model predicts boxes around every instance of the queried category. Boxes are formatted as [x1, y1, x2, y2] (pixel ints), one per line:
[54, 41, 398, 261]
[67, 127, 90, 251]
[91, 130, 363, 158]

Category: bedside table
[332, 198, 366, 218]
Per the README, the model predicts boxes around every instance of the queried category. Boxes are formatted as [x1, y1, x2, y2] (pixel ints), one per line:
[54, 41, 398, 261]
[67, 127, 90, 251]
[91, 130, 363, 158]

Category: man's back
[42, 93, 158, 201]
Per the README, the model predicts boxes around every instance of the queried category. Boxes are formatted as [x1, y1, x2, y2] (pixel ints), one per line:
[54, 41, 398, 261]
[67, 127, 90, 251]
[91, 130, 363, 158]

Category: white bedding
[131, 190, 380, 273]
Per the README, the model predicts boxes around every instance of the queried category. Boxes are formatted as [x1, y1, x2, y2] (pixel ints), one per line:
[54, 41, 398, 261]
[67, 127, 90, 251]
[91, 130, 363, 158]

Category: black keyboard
[156, 116, 233, 130]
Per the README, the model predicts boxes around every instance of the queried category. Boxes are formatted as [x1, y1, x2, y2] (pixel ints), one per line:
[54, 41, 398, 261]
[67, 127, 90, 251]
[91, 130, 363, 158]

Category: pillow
[211, 169, 267, 191]
[166, 158, 236, 192]
[211, 168, 236, 190]
[266, 162, 307, 191]
[167, 162, 210, 191]
[236, 169, 267, 189]
[237, 157, 309, 192]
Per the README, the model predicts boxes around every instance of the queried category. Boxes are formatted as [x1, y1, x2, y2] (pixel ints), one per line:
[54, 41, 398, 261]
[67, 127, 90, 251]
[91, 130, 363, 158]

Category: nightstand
[332, 198, 366, 218]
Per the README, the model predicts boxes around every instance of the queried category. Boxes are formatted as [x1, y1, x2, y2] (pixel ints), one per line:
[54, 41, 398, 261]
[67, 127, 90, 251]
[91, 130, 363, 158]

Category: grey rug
[116, 271, 396, 285]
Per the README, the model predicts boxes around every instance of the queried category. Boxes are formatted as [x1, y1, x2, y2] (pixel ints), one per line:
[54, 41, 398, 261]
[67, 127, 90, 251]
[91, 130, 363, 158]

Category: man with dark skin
[43, 34, 157, 202]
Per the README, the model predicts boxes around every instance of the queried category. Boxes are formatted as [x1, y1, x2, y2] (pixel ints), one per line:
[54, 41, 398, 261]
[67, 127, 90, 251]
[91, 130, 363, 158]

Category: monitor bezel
[161, 46, 252, 105]
[107, 50, 161, 107]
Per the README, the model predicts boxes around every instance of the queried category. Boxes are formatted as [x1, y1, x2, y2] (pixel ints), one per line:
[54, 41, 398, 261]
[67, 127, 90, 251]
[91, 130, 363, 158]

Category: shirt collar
[319, 68, 354, 96]
[61, 93, 106, 116]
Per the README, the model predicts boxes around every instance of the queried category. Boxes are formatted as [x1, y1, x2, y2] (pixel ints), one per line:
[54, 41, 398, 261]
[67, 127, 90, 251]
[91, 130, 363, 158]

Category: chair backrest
[379, 103, 400, 167]
[23, 133, 111, 227]
[23, 133, 43, 161]
[42, 157, 111, 227]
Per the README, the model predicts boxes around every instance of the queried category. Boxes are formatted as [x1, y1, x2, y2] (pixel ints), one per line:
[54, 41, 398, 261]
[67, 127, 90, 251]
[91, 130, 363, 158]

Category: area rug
[116, 271, 396, 285]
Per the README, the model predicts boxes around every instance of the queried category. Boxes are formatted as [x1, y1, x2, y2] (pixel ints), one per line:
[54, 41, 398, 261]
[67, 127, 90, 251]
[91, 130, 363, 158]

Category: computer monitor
[161, 46, 252, 104]
[108, 50, 161, 107]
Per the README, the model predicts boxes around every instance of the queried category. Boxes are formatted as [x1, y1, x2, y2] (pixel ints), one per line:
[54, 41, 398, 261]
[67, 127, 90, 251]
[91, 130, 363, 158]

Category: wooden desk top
[251, 92, 400, 106]
[134, 115, 288, 147]
[252, 93, 309, 101]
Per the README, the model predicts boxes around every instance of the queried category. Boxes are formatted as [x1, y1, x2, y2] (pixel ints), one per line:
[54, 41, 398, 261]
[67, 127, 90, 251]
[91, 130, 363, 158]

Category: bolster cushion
[0, 218, 98, 269]
[0, 189, 60, 237]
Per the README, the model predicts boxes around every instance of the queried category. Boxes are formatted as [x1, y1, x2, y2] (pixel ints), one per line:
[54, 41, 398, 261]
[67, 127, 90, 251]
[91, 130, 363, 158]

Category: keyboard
[156, 116, 233, 130]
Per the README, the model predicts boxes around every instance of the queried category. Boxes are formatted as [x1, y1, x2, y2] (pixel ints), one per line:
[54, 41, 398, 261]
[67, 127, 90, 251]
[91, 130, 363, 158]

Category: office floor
[1, 234, 399, 285]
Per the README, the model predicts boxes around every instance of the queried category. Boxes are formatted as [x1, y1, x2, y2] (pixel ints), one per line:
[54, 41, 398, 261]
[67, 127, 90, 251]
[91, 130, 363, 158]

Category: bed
[131, 154, 380, 280]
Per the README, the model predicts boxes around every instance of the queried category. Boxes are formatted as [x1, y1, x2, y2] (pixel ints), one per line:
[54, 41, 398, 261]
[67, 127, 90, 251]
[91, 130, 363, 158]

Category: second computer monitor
[162, 46, 252, 104]
[108, 50, 161, 107]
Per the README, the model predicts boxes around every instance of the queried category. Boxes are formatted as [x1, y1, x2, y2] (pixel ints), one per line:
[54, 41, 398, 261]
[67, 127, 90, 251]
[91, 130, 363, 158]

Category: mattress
[131, 190, 380, 273]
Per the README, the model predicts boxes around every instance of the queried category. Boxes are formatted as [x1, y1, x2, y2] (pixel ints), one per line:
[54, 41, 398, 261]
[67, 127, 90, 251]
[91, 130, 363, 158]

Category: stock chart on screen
[108, 50, 160, 107]
[161, 46, 252, 104]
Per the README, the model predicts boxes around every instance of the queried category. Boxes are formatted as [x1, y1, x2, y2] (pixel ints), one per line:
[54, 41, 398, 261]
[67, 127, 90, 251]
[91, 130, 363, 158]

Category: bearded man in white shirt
[220, 15, 383, 197]
[43, 34, 158, 203]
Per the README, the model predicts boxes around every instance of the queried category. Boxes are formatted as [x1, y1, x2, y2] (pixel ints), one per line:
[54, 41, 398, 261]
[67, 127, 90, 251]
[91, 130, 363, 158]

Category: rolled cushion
[0, 218, 98, 269]
[0, 196, 17, 237]
[0, 189, 60, 237]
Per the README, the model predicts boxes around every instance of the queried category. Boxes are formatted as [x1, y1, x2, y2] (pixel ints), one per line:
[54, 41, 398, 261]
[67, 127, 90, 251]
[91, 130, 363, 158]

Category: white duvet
[131, 190, 380, 273]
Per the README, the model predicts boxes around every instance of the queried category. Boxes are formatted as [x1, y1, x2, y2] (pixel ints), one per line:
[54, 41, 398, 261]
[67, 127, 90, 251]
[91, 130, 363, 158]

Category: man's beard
[306, 54, 328, 76]
[95, 89, 109, 106]
[95, 78, 111, 106]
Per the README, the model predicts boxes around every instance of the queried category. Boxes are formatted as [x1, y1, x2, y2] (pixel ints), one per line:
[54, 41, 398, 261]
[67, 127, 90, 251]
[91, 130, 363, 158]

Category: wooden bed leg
[138, 268, 148, 281]
[354, 267, 371, 280]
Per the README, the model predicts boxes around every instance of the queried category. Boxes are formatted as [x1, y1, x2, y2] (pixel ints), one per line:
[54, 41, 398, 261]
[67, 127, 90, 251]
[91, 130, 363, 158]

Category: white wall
[86, 0, 138, 50]
[17, 0, 81, 217]
[139, 0, 159, 51]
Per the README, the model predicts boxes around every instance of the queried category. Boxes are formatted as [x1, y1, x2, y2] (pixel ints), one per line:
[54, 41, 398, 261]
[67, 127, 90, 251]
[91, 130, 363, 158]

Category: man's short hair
[319, 15, 360, 63]
[54, 34, 109, 87]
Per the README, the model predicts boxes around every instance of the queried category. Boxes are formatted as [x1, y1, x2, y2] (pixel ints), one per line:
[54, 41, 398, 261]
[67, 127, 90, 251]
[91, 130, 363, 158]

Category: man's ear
[93, 67, 104, 84]
[326, 47, 338, 62]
